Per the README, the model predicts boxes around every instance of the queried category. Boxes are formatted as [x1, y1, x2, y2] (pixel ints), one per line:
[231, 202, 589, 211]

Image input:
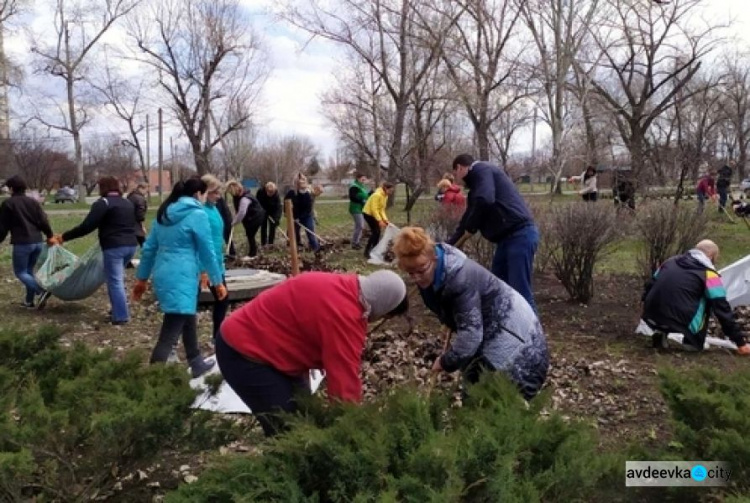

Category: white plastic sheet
[367, 223, 400, 266]
[718, 254, 750, 309]
[634, 253, 750, 350]
[190, 356, 325, 414]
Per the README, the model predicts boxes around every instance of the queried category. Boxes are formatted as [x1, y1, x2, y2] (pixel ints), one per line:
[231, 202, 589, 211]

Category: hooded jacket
[348, 180, 370, 214]
[419, 244, 549, 399]
[136, 197, 223, 314]
[0, 193, 53, 245]
[642, 250, 746, 349]
[204, 202, 225, 275]
[441, 184, 466, 208]
[363, 187, 388, 223]
[447, 161, 534, 245]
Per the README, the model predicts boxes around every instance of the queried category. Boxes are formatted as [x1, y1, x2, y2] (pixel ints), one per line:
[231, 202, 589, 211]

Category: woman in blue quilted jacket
[132, 177, 227, 378]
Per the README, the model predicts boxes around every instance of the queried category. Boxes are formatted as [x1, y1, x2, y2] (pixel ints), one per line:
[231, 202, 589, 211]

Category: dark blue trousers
[491, 225, 539, 313]
[215, 332, 310, 436]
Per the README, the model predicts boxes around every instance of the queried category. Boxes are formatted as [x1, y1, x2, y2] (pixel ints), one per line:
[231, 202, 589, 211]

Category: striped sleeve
[705, 271, 727, 300]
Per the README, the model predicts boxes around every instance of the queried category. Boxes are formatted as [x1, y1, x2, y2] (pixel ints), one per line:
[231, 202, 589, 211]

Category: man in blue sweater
[447, 154, 539, 311]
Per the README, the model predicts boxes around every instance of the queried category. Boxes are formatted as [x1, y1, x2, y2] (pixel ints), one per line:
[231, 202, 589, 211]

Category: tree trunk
[477, 120, 490, 161]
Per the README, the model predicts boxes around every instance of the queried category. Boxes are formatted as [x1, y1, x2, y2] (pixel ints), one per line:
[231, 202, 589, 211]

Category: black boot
[652, 332, 667, 349]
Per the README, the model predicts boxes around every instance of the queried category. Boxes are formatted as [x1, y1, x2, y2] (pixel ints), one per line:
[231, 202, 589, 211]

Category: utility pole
[158, 108, 163, 201]
[170, 136, 177, 184]
[145, 114, 150, 187]
[531, 107, 538, 182]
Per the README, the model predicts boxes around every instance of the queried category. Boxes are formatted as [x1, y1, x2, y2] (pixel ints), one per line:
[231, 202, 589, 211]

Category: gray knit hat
[358, 270, 407, 321]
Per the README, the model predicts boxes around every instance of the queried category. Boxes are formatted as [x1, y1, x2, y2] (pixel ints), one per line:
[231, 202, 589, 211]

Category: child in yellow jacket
[363, 182, 395, 258]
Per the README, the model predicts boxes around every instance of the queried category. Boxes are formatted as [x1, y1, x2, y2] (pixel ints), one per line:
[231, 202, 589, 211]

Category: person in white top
[579, 166, 598, 202]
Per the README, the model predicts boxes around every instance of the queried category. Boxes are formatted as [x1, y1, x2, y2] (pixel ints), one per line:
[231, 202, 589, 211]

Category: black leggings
[208, 277, 230, 341]
[242, 216, 264, 257]
[260, 216, 278, 245]
[363, 213, 381, 257]
[151, 313, 199, 363]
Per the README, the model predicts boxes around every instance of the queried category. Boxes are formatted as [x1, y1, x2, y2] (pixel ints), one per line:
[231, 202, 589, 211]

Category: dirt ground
[3, 246, 747, 499]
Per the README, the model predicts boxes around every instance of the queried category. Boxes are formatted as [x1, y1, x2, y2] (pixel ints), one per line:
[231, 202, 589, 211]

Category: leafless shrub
[529, 201, 555, 274]
[422, 205, 494, 269]
[462, 233, 495, 271]
[634, 200, 707, 278]
[547, 202, 619, 303]
[423, 204, 462, 243]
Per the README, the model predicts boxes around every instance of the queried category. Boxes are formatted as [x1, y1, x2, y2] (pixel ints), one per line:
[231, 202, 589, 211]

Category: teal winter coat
[136, 197, 223, 314]
[204, 202, 225, 275]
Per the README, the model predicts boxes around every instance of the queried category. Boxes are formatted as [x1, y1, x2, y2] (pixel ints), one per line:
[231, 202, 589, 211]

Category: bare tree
[215, 118, 257, 181]
[519, 0, 600, 192]
[89, 51, 150, 183]
[13, 133, 76, 191]
[282, 0, 442, 183]
[129, 0, 269, 175]
[321, 62, 385, 181]
[658, 69, 724, 201]
[28, 0, 141, 201]
[579, 0, 723, 182]
[83, 135, 139, 193]
[423, 0, 529, 161]
[718, 51, 750, 181]
[0, 0, 28, 144]
[247, 134, 318, 188]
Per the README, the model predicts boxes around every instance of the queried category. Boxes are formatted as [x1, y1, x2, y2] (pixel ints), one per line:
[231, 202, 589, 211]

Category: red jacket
[442, 184, 466, 208]
[220, 272, 368, 402]
[696, 176, 715, 197]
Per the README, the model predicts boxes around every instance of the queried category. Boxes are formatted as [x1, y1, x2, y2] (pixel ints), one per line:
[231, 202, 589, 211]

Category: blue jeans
[697, 192, 707, 213]
[103, 245, 137, 323]
[351, 213, 364, 245]
[295, 215, 319, 251]
[492, 225, 539, 312]
[12, 243, 43, 304]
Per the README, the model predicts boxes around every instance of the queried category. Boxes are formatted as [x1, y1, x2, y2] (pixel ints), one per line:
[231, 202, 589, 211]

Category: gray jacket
[422, 244, 549, 398]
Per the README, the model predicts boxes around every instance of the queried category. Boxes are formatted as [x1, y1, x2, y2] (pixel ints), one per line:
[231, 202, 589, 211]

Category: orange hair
[393, 226, 435, 261]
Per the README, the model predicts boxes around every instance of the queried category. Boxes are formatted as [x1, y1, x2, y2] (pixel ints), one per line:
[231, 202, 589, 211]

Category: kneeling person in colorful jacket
[642, 239, 750, 354]
[217, 270, 408, 436]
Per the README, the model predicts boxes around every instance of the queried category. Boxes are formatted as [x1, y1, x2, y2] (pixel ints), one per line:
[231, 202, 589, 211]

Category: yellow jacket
[363, 187, 388, 223]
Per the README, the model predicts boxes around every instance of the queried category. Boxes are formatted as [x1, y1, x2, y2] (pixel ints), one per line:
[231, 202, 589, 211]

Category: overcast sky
[8, 0, 750, 164]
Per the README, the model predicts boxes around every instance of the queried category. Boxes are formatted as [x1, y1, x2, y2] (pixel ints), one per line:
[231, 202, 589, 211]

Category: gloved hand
[200, 273, 209, 289]
[46, 236, 60, 246]
[132, 279, 148, 302]
[738, 344, 750, 356]
[215, 284, 228, 301]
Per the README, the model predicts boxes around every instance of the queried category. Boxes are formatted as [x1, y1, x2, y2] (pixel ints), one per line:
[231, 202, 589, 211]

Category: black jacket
[0, 193, 53, 245]
[256, 188, 282, 221]
[284, 190, 314, 219]
[62, 195, 138, 249]
[717, 165, 732, 190]
[642, 252, 746, 349]
[447, 161, 534, 244]
[126, 191, 148, 237]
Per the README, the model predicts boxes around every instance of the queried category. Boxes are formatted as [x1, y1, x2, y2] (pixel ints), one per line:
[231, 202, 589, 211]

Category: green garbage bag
[35, 244, 105, 301]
